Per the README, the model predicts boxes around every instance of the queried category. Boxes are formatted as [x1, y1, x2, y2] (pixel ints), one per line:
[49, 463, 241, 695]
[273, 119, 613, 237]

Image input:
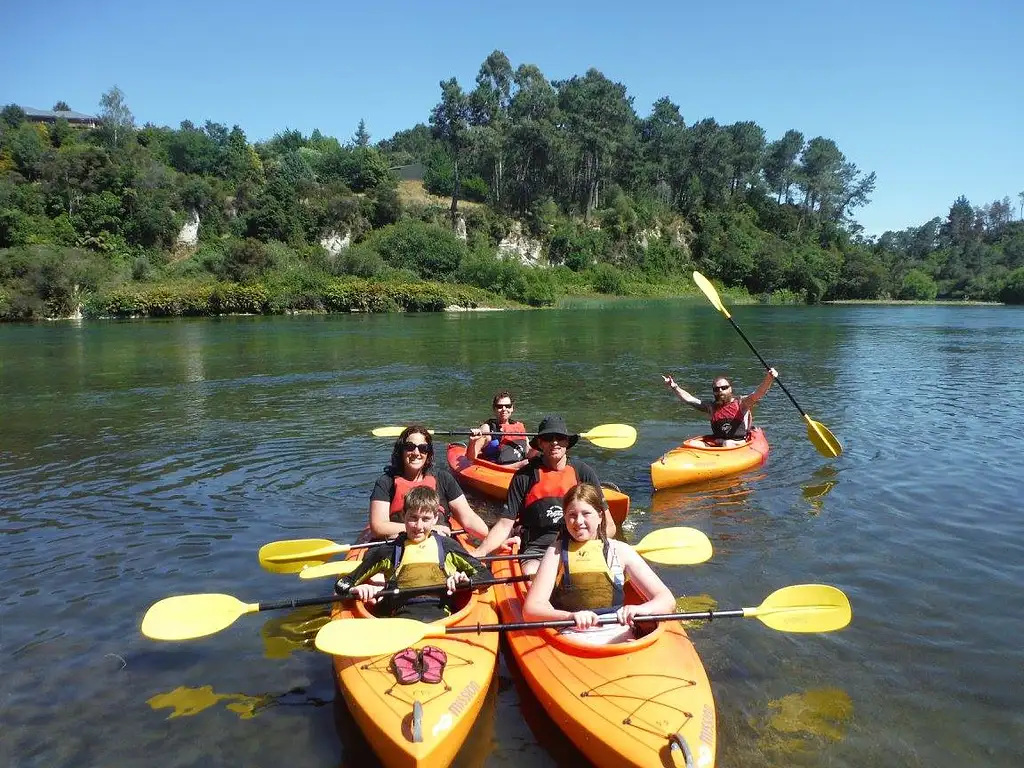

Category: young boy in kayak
[467, 390, 533, 468]
[469, 415, 617, 575]
[522, 483, 674, 645]
[662, 368, 778, 446]
[336, 486, 492, 621]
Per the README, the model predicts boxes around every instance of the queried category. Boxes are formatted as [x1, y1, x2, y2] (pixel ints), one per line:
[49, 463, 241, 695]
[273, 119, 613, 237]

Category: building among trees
[20, 106, 101, 129]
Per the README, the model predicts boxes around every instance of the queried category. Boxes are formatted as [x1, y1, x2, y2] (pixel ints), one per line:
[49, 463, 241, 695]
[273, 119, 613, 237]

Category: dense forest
[2, 50, 1023, 320]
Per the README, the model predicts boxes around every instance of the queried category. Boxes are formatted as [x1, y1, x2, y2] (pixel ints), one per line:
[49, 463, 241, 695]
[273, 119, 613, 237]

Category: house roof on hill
[22, 106, 101, 122]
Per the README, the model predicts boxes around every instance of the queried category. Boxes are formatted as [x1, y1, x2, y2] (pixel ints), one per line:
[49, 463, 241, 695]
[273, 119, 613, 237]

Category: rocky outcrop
[637, 221, 693, 256]
[320, 231, 351, 256]
[176, 210, 200, 247]
[497, 221, 543, 266]
[454, 214, 467, 241]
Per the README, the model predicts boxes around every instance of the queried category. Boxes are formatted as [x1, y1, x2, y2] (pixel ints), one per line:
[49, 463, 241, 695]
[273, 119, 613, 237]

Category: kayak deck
[491, 555, 717, 768]
[446, 442, 631, 526]
[329, 541, 499, 768]
[650, 428, 769, 491]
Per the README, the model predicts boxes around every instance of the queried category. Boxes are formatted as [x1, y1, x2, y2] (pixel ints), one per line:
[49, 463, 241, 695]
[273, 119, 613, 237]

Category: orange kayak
[491, 554, 717, 767]
[329, 537, 499, 768]
[446, 442, 630, 525]
[650, 428, 770, 491]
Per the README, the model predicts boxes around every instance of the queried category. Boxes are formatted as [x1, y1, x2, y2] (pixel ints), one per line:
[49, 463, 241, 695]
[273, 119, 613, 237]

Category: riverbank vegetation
[3, 54, 1023, 320]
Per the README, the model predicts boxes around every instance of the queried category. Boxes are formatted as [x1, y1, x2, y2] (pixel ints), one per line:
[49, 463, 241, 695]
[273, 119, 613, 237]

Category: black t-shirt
[500, 457, 603, 521]
[370, 469, 465, 522]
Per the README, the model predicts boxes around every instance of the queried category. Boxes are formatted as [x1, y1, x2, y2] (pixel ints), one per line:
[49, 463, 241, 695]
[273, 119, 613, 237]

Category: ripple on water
[3, 307, 1024, 767]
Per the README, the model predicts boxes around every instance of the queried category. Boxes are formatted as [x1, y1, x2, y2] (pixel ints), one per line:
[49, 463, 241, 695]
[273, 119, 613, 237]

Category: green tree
[469, 50, 514, 206]
[638, 97, 687, 204]
[352, 119, 371, 148]
[898, 268, 938, 300]
[367, 219, 466, 279]
[430, 78, 472, 225]
[763, 130, 804, 203]
[52, 101, 71, 112]
[556, 69, 637, 218]
[505, 64, 560, 215]
[1, 104, 26, 128]
[724, 121, 765, 196]
[940, 196, 979, 248]
[98, 86, 134, 147]
[796, 137, 843, 215]
[1000, 267, 1024, 303]
[681, 119, 734, 212]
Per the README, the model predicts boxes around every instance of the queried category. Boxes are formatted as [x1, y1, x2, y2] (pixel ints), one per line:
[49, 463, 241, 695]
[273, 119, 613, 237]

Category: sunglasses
[540, 434, 570, 443]
[494, 403, 513, 409]
[713, 384, 731, 392]
[402, 441, 432, 454]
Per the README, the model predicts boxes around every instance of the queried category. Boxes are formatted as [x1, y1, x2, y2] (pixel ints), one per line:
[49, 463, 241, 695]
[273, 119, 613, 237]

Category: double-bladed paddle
[314, 584, 853, 657]
[258, 529, 467, 573]
[371, 423, 638, 450]
[295, 526, 714, 580]
[692, 271, 843, 458]
[140, 575, 530, 642]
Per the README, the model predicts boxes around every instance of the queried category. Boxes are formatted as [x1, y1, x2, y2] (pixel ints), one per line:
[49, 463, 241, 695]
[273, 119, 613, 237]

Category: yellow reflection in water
[801, 466, 839, 516]
[754, 687, 853, 756]
[674, 593, 718, 629]
[147, 685, 272, 720]
[260, 604, 332, 659]
[650, 473, 766, 526]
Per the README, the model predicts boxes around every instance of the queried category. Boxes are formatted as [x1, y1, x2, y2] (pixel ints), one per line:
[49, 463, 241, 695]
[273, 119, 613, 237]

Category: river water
[2, 301, 1022, 767]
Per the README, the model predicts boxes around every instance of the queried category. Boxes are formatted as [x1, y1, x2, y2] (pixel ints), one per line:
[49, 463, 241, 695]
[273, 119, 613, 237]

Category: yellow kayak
[651, 428, 770, 490]
[491, 554, 717, 767]
[329, 538, 499, 768]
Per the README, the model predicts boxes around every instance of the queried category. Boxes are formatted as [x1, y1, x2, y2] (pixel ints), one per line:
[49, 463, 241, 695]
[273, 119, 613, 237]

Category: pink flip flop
[418, 646, 448, 684]
[390, 648, 422, 685]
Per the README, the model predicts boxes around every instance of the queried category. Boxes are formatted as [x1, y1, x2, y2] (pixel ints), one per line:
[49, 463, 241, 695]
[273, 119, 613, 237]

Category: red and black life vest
[483, 419, 529, 464]
[710, 398, 750, 440]
[520, 460, 580, 541]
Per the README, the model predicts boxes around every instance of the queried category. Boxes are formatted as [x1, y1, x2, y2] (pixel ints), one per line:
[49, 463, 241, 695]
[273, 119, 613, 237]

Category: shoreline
[824, 299, 1004, 306]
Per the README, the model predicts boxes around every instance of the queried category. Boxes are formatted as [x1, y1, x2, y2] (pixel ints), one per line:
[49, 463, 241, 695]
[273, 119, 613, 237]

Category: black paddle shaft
[255, 575, 529, 614]
[444, 608, 748, 634]
[725, 315, 808, 418]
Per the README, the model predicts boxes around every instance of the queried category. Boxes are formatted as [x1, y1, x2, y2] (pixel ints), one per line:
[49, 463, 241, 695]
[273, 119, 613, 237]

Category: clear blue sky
[4, 0, 1022, 236]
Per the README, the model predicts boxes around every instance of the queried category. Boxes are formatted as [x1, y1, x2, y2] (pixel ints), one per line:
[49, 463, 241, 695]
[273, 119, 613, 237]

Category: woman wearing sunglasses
[368, 425, 489, 540]
[466, 390, 532, 468]
[662, 369, 778, 447]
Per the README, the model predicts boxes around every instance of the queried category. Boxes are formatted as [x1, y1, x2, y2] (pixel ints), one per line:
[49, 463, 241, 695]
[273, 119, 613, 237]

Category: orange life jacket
[389, 473, 439, 520]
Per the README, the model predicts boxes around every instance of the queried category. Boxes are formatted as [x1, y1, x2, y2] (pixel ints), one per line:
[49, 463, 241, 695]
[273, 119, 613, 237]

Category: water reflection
[801, 466, 838, 516]
[650, 473, 767, 526]
[147, 684, 330, 720]
[752, 687, 853, 758]
[261, 604, 333, 659]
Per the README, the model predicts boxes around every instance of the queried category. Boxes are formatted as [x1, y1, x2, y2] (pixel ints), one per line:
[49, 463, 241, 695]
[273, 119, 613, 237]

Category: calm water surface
[2, 302, 1022, 767]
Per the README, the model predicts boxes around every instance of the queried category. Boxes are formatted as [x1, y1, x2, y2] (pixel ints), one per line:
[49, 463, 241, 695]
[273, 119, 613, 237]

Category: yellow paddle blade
[805, 416, 843, 458]
[298, 560, 360, 580]
[580, 423, 637, 449]
[746, 584, 851, 633]
[258, 539, 348, 573]
[371, 426, 407, 437]
[315, 617, 441, 657]
[142, 594, 258, 641]
[692, 271, 731, 319]
[635, 527, 713, 565]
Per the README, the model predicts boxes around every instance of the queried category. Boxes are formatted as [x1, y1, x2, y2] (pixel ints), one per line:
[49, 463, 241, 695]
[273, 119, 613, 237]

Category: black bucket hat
[530, 415, 580, 450]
